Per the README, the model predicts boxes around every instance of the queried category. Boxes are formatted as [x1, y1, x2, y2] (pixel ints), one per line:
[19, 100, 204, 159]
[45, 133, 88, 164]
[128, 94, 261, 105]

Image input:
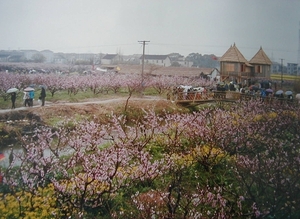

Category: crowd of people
[8, 86, 46, 109]
[172, 80, 298, 103]
[23, 90, 34, 107]
[216, 80, 296, 102]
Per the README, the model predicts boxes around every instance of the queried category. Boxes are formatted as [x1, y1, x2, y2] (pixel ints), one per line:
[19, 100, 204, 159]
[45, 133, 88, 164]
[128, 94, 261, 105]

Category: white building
[199, 68, 220, 82]
[101, 54, 121, 65]
[140, 55, 171, 67]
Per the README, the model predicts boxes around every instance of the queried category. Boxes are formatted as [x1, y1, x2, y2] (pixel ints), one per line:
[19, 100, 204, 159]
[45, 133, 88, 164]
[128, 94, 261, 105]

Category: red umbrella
[0, 153, 5, 161]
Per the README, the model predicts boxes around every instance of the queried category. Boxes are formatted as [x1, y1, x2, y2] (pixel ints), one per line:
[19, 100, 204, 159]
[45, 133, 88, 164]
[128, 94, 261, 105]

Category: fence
[172, 90, 298, 105]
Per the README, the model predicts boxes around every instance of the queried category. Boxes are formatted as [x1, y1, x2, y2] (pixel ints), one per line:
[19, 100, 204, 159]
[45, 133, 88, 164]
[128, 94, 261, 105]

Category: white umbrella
[285, 91, 293, 96]
[39, 85, 47, 89]
[6, 88, 19, 93]
[24, 87, 35, 92]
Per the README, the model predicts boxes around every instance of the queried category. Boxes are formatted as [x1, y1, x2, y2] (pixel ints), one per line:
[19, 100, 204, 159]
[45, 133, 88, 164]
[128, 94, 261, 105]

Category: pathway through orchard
[0, 95, 166, 114]
[0, 95, 168, 167]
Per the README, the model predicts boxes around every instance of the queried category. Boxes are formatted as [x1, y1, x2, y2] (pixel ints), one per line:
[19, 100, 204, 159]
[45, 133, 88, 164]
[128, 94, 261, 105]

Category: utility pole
[280, 58, 284, 88]
[138, 41, 150, 86]
[297, 21, 300, 75]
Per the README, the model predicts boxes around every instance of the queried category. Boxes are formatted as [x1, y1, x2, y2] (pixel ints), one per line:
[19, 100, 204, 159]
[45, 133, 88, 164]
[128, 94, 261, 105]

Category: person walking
[23, 91, 30, 106]
[260, 89, 266, 102]
[29, 90, 34, 107]
[40, 86, 46, 106]
[11, 92, 16, 109]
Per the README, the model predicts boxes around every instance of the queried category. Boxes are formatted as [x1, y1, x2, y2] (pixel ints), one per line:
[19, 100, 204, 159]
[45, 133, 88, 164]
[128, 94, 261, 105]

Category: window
[257, 65, 261, 73]
[226, 63, 234, 72]
[240, 64, 245, 72]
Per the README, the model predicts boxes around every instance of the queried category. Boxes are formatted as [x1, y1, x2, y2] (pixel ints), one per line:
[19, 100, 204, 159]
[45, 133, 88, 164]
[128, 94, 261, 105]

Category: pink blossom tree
[3, 100, 300, 218]
[122, 74, 144, 111]
[35, 73, 65, 97]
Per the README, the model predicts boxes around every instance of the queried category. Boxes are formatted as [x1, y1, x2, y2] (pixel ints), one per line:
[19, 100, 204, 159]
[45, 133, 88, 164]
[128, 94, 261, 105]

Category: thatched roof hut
[220, 43, 249, 63]
[220, 43, 272, 83]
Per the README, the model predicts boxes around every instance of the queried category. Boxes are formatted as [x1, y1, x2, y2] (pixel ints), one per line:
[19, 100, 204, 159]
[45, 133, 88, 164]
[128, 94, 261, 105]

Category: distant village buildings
[287, 63, 298, 75]
[0, 46, 297, 76]
[0, 50, 193, 68]
[101, 54, 122, 65]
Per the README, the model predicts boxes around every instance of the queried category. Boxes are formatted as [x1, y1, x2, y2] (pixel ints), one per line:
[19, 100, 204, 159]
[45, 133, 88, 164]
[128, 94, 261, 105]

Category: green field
[271, 74, 300, 81]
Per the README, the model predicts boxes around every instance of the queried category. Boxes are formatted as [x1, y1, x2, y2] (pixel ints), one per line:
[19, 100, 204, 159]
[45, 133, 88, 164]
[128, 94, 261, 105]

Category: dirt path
[0, 95, 167, 115]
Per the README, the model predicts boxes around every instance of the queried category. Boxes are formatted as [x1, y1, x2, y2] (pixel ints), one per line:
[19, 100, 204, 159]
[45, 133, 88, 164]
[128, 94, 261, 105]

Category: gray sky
[1, 0, 300, 63]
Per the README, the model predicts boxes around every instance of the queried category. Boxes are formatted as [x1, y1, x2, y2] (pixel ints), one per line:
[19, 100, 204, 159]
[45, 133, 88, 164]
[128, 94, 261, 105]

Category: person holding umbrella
[29, 90, 34, 107]
[266, 88, 273, 97]
[23, 87, 34, 107]
[23, 91, 30, 106]
[24, 86, 35, 107]
[285, 91, 293, 102]
[6, 88, 19, 109]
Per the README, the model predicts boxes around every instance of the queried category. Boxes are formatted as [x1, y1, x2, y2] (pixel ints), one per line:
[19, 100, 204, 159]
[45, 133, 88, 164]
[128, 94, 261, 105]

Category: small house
[220, 43, 272, 84]
[101, 54, 121, 65]
[220, 43, 252, 83]
[249, 46, 272, 78]
[200, 68, 220, 82]
[140, 55, 171, 67]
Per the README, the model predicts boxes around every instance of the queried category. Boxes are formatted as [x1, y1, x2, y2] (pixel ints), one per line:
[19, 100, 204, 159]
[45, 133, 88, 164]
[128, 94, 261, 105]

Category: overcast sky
[1, 0, 300, 63]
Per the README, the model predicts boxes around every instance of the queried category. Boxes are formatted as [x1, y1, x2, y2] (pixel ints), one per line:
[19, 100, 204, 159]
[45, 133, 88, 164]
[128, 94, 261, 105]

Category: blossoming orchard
[0, 71, 300, 218]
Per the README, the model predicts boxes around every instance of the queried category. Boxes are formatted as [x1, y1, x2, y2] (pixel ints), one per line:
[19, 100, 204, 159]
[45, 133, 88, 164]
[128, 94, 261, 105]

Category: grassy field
[0, 87, 163, 109]
[271, 74, 300, 81]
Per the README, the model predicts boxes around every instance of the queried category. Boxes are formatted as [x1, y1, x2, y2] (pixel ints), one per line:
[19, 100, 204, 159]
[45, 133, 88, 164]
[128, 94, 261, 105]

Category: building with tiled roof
[140, 55, 171, 67]
[101, 54, 122, 65]
[220, 43, 271, 83]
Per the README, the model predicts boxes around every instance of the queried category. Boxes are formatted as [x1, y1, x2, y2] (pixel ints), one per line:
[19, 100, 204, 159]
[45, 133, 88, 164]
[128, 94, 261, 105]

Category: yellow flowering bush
[169, 144, 227, 168]
[59, 174, 110, 194]
[0, 184, 59, 219]
[253, 111, 278, 122]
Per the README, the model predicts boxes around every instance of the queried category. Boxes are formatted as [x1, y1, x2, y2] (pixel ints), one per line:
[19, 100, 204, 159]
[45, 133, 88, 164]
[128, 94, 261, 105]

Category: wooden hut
[219, 43, 252, 83]
[249, 46, 272, 79]
[220, 44, 272, 84]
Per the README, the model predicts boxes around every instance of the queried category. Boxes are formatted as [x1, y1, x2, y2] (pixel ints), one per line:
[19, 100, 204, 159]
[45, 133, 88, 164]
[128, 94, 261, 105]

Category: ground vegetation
[0, 69, 299, 218]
